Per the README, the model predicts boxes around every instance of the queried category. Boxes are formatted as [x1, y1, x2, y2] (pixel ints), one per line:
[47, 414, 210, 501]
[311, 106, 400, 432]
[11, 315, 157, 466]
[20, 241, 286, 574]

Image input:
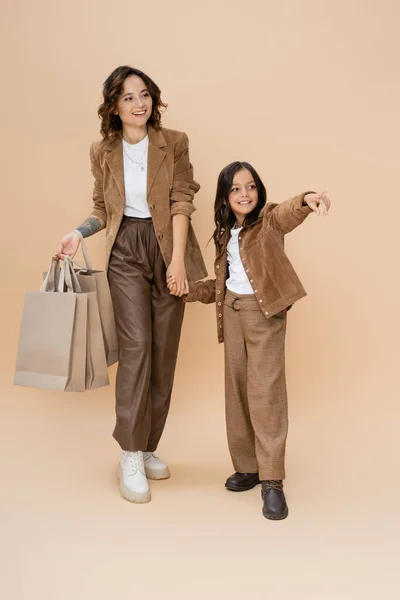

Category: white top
[226, 227, 254, 295]
[122, 136, 151, 218]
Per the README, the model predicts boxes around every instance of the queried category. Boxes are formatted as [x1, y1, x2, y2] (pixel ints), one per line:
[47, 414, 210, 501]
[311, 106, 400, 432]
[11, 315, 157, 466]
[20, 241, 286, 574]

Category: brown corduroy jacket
[185, 193, 313, 342]
[88, 126, 208, 281]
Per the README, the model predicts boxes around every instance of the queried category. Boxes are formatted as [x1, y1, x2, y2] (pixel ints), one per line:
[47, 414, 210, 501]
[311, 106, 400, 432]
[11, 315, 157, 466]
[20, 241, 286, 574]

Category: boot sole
[262, 508, 289, 520]
[225, 481, 261, 492]
[145, 467, 170, 480]
[117, 465, 151, 504]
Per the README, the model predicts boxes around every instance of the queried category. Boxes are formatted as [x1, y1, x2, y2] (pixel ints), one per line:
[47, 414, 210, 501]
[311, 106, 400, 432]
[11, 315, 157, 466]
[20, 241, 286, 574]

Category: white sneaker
[143, 452, 170, 480]
[118, 451, 151, 503]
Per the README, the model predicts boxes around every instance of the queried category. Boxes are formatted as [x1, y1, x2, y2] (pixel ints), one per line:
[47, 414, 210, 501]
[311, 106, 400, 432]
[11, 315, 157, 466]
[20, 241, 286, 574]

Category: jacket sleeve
[170, 133, 200, 219]
[185, 279, 216, 304]
[88, 142, 107, 229]
[267, 192, 314, 235]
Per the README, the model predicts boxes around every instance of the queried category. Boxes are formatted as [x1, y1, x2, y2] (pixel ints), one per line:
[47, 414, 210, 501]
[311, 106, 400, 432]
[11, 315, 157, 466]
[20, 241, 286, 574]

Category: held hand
[54, 231, 81, 261]
[304, 192, 331, 216]
[166, 259, 189, 297]
[167, 273, 178, 294]
[167, 274, 177, 295]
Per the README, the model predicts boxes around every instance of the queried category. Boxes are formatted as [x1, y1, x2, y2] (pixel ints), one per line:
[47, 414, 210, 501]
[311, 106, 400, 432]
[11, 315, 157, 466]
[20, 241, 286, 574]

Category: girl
[56, 66, 207, 504]
[171, 162, 330, 520]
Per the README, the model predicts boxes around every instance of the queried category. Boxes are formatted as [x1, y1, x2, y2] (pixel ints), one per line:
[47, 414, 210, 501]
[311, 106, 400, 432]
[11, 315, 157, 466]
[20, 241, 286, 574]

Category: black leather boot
[225, 472, 261, 492]
[261, 480, 288, 520]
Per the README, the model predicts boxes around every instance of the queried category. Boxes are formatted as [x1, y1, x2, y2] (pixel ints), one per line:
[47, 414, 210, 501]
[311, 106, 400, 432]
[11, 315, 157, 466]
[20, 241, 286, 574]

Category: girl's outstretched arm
[268, 192, 331, 234]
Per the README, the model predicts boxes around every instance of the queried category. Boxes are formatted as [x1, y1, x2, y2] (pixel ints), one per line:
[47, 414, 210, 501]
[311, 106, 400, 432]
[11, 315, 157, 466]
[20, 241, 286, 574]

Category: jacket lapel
[147, 126, 167, 197]
[104, 139, 125, 205]
[103, 126, 167, 208]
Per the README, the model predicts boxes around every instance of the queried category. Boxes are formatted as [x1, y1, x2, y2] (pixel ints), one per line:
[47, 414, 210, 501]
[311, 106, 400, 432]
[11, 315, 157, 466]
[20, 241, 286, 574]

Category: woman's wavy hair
[212, 161, 267, 250]
[98, 66, 167, 141]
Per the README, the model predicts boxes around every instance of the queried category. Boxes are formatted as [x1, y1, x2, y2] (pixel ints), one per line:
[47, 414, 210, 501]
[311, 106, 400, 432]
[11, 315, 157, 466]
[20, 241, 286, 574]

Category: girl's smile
[228, 168, 259, 224]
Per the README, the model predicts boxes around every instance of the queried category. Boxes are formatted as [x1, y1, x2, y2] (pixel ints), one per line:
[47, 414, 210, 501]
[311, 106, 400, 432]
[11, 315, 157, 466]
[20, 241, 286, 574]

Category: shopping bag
[84, 283, 110, 390]
[74, 238, 118, 367]
[14, 258, 87, 392]
[42, 256, 110, 391]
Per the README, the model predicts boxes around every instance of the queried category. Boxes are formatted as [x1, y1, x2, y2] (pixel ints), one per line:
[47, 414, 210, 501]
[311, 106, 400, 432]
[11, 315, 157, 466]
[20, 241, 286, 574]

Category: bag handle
[40, 256, 82, 294]
[80, 238, 93, 271]
[41, 258, 59, 292]
[61, 256, 82, 293]
[72, 232, 93, 271]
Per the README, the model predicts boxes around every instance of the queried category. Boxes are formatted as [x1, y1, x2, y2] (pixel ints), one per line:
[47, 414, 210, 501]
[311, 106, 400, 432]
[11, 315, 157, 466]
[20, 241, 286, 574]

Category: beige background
[1, 1, 399, 598]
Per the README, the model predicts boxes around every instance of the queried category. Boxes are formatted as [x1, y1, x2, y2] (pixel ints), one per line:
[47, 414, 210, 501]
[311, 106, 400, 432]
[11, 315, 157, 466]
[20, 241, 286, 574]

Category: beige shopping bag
[14, 258, 87, 392]
[74, 238, 118, 367]
[42, 256, 110, 391]
[57, 258, 110, 390]
[84, 286, 110, 390]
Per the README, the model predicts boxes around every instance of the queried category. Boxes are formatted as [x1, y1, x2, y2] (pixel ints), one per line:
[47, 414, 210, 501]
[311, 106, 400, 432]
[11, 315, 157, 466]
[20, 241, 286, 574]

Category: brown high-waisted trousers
[223, 289, 288, 480]
[108, 216, 184, 452]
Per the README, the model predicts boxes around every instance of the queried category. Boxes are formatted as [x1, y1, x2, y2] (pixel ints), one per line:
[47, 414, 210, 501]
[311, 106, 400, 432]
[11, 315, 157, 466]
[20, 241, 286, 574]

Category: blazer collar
[103, 126, 167, 203]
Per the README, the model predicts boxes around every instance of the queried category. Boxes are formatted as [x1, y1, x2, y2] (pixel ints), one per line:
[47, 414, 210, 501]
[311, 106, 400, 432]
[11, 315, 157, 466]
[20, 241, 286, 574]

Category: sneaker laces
[123, 451, 145, 475]
[143, 452, 158, 461]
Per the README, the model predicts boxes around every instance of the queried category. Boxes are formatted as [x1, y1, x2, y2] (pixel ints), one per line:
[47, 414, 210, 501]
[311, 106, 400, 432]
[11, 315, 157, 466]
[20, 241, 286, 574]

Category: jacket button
[220, 338, 223, 342]
[219, 325, 223, 329]
[158, 234, 163, 239]
[250, 280, 253, 283]
[218, 302, 222, 306]
[259, 299, 263, 303]
[218, 313, 222, 317]
[246, 269, 249, 273]
[265, 311, 269, 316]
[254, 289, 258, 293]
[217, 290, 221, 295]
[216, 265, 220, 269]
[150, 205, 155, 210]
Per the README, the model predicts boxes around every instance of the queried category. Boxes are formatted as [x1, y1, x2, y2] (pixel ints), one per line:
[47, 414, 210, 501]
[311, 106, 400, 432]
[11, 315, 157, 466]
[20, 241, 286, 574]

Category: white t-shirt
[122, 136, 151, 218]
[226, 227, 254, 294]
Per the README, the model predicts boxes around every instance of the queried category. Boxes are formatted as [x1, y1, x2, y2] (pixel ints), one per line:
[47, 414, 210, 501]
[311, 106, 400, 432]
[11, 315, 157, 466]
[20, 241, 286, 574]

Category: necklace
[123, 137, 148, 172]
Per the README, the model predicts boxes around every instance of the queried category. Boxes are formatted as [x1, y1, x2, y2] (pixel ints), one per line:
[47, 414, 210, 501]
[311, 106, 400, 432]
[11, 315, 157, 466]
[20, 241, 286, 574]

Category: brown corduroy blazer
[88, 126, 208, 281]
[185, 193, 314, 342]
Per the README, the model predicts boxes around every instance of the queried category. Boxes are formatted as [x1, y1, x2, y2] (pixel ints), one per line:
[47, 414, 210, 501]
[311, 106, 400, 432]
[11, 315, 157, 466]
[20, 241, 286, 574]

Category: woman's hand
[54, 231, 81, 261]
[166, 259, 189, 297]
[304, 192, 331, 216]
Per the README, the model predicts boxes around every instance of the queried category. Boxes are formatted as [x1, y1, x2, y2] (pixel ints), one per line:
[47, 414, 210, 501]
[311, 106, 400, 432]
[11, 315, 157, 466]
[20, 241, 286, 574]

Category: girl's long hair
[212, 161, 267, 251]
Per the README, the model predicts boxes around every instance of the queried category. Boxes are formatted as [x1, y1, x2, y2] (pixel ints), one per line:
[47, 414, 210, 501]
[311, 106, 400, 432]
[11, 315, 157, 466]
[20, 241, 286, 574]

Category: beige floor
[1, 328, 399, 600]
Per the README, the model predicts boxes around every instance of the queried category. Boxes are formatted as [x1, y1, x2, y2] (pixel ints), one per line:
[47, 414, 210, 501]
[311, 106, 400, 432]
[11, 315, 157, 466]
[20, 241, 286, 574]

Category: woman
[57, 66, 207, 504]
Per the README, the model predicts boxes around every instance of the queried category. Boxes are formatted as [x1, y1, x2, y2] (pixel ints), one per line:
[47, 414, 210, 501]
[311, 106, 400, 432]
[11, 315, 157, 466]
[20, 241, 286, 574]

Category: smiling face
[115, 75, 153, 130]
[228, 168, 259, 224]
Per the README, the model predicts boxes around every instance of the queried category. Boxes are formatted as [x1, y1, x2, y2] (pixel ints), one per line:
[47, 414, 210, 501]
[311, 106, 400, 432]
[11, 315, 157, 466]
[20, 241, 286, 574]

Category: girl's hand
[167, 259, 189, 297]
[304, 192, 331, 216]
[54, 231, 81, 261]
[167, 274, 177, 295]
[168, 277, 189, 296]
